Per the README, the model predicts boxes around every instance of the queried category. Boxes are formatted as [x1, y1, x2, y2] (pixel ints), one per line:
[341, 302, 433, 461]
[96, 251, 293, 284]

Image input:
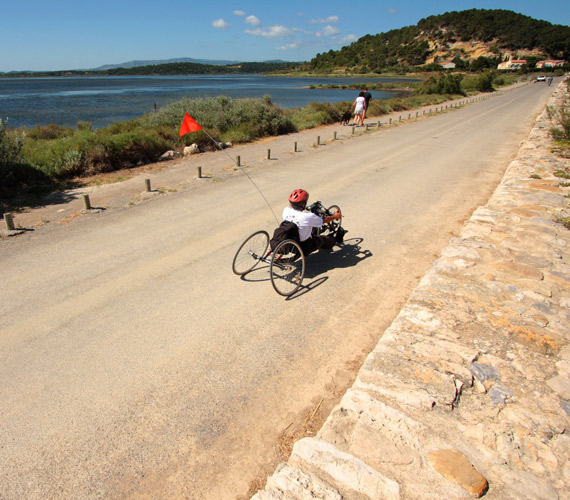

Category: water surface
[0, 74, 414, 129]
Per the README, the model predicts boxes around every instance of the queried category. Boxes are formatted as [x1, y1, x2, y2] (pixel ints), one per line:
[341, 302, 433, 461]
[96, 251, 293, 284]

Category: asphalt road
[0, 80, 558, 499]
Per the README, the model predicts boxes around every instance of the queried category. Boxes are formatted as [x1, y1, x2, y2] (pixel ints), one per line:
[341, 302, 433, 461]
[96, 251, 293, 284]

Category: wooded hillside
[310, 9, 570, 73]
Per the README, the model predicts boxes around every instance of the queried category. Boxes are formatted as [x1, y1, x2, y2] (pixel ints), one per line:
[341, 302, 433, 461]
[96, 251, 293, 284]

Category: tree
[475, 71, 495, 92]
[417, 73, 465, 95]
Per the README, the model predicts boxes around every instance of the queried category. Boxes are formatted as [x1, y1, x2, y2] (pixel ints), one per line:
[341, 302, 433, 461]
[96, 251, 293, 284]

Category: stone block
[358, 347, 466, 410]
[492, 467, 558, 500]
[319, 389, 425, 464]
[289, 438, 400, 500]
[491, 261, 545, 281]
[427, 448, 488, 497]
[546, 375, 570, 399]
[469, 363, 500, 383]
[258, 463, 343, 500]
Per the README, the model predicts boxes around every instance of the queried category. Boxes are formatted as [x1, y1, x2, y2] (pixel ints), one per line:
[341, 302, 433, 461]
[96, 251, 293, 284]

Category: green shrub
[285, 107, 328, 131]
[140, 95, 295, 147]
[0, 119, 54, 198]
[553, 210, 570, 229]
[21, 135, 85, 177]
[20, 126, 170, 178]
[494, 76, 505, 86]
[554, 168, 570, 179]
[77, 121, 93, 132]
[417, 73, 465, 95]
[462, 71, 501, 93]
[386, 99, 410, 111]
[0, 119, 24, 167]
[83, 129, 170, 174]
[25, 123, 74, 140]
[550, 106, 570, 144]
[475, 71, 495, 92]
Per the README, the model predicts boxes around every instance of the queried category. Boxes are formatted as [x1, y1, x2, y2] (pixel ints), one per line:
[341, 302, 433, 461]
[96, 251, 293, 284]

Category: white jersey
[282, 206, 323, 241]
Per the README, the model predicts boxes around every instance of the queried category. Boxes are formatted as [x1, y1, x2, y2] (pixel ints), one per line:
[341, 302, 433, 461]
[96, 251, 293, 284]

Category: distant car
[537, 75, 547, 81]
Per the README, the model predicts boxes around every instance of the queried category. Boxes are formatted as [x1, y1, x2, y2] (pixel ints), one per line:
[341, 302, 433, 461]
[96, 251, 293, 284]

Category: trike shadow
[287, 237, 372, 300]
[239, 265, 330, 299]
[238, 237, 371, 300]
[304, 237, 372, 279]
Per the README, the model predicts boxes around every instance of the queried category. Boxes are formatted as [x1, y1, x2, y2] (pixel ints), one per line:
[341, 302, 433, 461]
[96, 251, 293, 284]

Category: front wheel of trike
[269, 239, 305, 297]
[326, 205, 342, 234]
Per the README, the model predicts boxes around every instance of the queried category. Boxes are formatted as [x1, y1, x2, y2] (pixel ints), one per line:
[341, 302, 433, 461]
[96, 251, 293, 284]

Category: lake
[0, 74, 414, 130]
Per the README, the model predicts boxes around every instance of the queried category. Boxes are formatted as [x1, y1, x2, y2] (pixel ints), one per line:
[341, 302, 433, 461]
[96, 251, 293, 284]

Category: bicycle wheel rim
[270, 240, 305, 296]
[232, 231, 269, 275]
[327, 205, 342, 233]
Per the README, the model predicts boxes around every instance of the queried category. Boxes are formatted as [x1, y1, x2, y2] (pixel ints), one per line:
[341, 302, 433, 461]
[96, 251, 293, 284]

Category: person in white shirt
[283, 188, 344, 255]
[351, 91, 366, 126]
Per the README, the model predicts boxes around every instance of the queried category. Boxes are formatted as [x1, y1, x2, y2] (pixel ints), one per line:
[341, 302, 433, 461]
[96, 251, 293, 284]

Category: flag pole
[195, 126, 280, 225]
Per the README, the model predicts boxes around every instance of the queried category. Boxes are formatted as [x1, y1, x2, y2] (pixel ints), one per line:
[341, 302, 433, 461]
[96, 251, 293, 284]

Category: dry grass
[243, 359, 363, 499]
[243, 398, 328, 498]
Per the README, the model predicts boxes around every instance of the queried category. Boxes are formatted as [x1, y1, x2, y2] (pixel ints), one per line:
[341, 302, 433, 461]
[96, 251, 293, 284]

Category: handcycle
[232, 201, 342, 297]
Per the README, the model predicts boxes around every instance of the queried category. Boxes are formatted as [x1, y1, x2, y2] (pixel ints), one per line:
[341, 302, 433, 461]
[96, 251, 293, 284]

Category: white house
[497, 59, 527, 70]
[536, 60, 565, 68]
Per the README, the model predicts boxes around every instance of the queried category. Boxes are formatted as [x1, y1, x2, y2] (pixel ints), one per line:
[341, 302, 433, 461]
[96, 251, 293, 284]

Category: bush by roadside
[547, 78, 570, 157]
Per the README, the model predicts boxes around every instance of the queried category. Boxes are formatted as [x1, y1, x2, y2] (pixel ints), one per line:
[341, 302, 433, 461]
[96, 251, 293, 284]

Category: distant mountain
[93, 57, 242, 70]
[310, 9, 570, 72]
[1, 60, 302, 78]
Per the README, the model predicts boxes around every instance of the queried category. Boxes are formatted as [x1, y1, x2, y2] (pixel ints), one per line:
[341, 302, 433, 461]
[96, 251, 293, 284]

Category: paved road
[0, 81, 557, 499]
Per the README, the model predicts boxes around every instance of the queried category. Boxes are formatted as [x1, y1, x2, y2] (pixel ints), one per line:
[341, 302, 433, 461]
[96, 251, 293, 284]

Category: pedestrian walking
[362, 88, 372, 120]
[352, 91, 366, 126]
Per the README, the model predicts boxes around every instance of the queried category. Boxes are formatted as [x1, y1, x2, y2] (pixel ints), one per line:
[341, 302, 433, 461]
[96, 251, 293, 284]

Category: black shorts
[300, 234, 335, 255]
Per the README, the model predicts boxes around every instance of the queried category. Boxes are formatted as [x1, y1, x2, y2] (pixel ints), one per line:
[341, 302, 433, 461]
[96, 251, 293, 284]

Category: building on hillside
[536, 60, 565, 68]
[497, 59, 528, 70]
[440, 61, 456, 69]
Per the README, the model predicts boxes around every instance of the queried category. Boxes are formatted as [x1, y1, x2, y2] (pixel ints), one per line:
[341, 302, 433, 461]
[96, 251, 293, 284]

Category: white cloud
[233, 10, 246, 16]
[316, 25, 341, 37]
[212, 19, 230, 29]
[276, 42, 300, 51]
[340, 34, 357, 44]
[310, 15, 339, 24]
[245, 25, 294, 40]
[387, 8, 398, 14]
[245, 15, 261, 27]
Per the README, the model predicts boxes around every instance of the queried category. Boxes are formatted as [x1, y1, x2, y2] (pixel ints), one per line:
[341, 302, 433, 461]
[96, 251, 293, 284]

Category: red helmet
[289, 189, 309, 203]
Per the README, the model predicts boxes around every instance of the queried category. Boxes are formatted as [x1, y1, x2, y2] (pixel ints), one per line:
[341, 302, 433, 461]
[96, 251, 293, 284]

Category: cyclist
[283, 189, 346, 254]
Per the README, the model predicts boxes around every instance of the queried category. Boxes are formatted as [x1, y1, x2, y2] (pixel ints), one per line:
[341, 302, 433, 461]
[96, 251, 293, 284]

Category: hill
[309, 9, 570, 72]
[93, 57, 242, 70]
[1, 61, 302, 78]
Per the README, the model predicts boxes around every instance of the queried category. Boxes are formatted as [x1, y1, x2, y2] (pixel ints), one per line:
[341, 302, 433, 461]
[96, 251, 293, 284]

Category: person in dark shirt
[363, 88, 372, 120]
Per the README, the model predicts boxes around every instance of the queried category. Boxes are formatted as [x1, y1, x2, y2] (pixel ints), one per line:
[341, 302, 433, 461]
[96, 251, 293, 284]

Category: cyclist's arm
[322, 212, 341, 224]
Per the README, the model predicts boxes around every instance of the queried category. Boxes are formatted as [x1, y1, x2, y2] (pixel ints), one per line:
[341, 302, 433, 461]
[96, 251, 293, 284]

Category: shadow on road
[236, 237, 372, 300]
[304, 237, 373, 279]
[1, 180, 84, 217]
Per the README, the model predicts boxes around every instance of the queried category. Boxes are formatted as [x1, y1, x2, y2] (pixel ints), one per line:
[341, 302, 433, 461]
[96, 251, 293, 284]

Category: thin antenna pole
[201, 129, 280, 225]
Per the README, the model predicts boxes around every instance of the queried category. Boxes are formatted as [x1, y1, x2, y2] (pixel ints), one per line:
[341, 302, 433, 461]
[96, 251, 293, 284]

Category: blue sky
[2, 0, 568, 72]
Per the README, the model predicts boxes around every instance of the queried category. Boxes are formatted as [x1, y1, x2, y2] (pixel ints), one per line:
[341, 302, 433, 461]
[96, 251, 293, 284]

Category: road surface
[0, 81, 557, 499]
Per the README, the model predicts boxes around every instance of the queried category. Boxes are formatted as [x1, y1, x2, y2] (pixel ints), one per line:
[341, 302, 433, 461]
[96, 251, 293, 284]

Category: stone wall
[252, 81, 570, 499]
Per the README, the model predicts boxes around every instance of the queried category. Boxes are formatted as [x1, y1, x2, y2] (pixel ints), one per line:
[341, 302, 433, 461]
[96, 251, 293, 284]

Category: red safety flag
[179, 113, 202, 137]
